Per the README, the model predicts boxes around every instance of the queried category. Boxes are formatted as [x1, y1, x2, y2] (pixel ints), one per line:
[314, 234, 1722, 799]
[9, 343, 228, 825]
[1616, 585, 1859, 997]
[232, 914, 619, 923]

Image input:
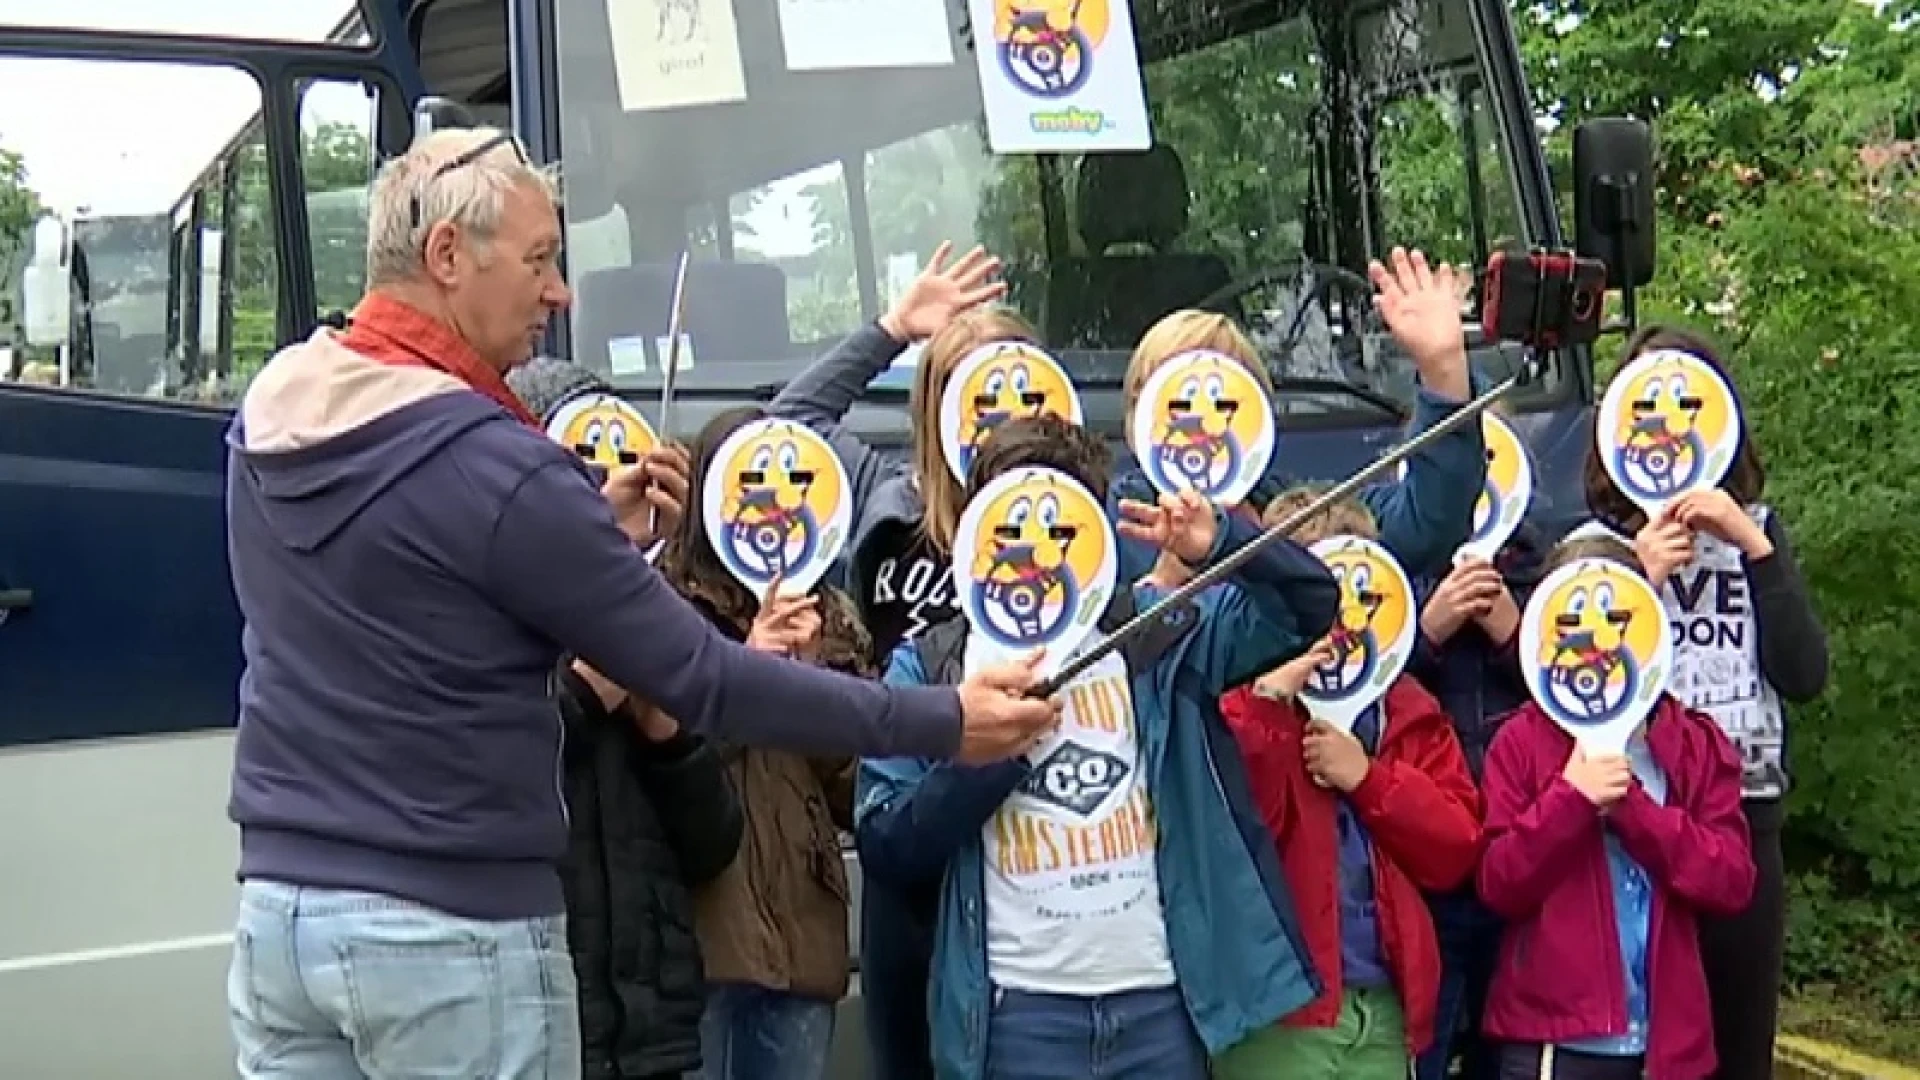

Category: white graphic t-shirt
[970, 645, 1177, 994]
[1660, 505, 1786, 799]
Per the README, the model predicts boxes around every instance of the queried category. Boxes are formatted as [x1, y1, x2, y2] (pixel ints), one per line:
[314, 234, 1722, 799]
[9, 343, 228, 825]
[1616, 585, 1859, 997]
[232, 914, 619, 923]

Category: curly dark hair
[660, 405, 875, 678]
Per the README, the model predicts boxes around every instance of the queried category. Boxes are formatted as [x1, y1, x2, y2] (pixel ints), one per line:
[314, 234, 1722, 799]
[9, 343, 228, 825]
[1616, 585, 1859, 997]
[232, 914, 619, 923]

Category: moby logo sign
[968, 0, 1151, 152]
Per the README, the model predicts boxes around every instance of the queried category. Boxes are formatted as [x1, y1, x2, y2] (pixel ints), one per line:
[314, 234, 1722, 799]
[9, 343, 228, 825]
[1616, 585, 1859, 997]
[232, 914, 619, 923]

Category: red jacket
[1220, 676, 1482, 1053]
[1477, 696, 1756, 1080]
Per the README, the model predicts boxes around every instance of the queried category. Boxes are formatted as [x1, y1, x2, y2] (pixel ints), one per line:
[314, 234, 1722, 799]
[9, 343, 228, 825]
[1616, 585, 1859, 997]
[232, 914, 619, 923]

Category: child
[1212, 490, 1483, 1080]
[510, 358, 750, 1080]
[555, 659, 745, 1080]
[652, 406, 869, 1080]
[1478, 533, 1757, 1080]
[1583, 325, 1827, 1078]
[1409, 521, 1548, 1080]
[855, 413, 1341, 1080]
[1112, 248, 1488, 583]
[767, 246, 1016, 1080]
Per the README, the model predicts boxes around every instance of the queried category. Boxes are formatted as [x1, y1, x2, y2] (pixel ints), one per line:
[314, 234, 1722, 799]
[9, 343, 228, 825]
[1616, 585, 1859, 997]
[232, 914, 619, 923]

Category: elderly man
[222, 128, 1058, 1080]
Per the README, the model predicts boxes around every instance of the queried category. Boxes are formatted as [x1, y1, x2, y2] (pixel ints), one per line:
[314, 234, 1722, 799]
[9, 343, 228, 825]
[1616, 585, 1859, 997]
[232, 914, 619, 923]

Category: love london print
[1662, 512, 1786, 800]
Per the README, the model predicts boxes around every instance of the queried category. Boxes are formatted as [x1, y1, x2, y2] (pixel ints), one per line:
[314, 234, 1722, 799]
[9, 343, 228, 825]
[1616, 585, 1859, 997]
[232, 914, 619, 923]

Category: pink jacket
[1477, 696, 1755, 1079]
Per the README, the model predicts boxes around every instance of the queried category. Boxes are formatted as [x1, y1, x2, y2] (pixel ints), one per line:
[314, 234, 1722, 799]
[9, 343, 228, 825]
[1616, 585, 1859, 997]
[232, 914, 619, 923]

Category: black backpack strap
[911, 617, 971, 687]
[1099, 585, 1201, 676]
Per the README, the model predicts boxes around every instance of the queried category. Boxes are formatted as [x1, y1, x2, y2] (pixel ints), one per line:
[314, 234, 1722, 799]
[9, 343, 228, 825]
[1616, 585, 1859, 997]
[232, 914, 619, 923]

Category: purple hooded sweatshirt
[224, 326, 960, 920]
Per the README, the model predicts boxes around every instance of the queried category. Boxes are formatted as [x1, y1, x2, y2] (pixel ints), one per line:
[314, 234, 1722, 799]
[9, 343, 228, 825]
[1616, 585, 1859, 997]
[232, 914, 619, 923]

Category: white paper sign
[1520, 557, 1674, 753]
[965, 0, 1152, 152]
[702, 417, 853, 596]
[1299, 536, 1415, 732]
[608, 335, 649, 377]
[951, 465, 1117, 679]
[654, 334, 696, 371]
[1455, 411, 1534, 563]
[1596, 348, 1744, 519]
[776, 0, 955, 70]
[1128, 349, 1276, 507]
[607, 0, 749, 112]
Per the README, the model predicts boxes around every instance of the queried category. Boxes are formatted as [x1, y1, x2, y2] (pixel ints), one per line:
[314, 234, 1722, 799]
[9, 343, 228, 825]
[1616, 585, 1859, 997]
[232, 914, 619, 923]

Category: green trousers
[1213, 987, 1409, 1080]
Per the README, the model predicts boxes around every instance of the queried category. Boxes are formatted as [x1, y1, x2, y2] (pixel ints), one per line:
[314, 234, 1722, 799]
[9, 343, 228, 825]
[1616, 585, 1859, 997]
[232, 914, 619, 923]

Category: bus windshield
[551, 0, 1528, 412]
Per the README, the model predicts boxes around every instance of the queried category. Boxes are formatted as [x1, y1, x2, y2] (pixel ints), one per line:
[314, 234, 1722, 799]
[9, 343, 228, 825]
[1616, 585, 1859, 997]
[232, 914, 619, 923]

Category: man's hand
[954, 650, 1063, 764]
[746, 577, 822, 657]
[1117, 490, 1216, 568]
[1369, 246, 1470, 402]
[1669, 488, 1772, 559]
[603, 444, 692, 548]
[877, 242, 1006, 343]
[1563, 744, 1633, 811]
[1304, 717, 1370, 792]
[1420, 557, 1505, 645]
[1633, 514, 1697, 587]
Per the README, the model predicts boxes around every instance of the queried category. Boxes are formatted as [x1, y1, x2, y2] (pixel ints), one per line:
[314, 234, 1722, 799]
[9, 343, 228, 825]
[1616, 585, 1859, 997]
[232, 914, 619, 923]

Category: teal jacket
[854, 510, 1340, 1079]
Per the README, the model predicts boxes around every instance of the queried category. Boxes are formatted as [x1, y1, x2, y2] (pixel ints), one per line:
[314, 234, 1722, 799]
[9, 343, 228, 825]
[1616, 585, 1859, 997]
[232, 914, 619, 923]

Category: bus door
[0, 4, 421, 1077]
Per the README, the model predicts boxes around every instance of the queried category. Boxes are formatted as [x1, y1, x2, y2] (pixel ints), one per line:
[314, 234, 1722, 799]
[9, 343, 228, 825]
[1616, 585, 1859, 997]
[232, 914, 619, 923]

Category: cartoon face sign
[1456, 412, 1535, 563]
[700, 418, 851, 596]
[950, 465, 1116, 668]
[545, 393, 660, 473]
[1520, 557, 1672, 750]
[939, 342, 1084, 484]
[1129, 349, 1276, 507]
[1299, 536, 1415, 730]
[1597, 349, 1742, 516]
[992, 0, 1110, 99]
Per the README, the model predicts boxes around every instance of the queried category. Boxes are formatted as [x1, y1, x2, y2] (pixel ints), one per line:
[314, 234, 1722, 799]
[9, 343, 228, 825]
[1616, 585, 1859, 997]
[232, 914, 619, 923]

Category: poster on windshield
[777, 0, 955, 70]
[967, 0, 1152, 153]
[607, 0, 748, 112]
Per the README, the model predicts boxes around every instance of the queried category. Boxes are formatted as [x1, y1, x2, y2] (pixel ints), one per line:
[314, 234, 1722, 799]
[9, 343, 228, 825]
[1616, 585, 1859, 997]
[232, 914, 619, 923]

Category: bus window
[0, 55, 280, 402]
[730, 161, 863, 346]
[299, 77, 379, 322]
[548, 0, 1541, 414]
[1370, 80, 1523, 277]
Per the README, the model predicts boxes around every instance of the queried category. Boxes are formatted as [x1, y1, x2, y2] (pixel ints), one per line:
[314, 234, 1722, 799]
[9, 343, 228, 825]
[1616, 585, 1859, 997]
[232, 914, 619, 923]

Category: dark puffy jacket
[556, 663, 745, 1080]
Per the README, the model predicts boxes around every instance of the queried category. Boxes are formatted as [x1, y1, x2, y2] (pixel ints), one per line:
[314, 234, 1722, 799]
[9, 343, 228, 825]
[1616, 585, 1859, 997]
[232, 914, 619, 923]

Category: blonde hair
[366, 127, 561, 287]
[1263, 486, 1379, 545]
[909, 306, 1042, 552]
[1124, 310, 1274, 444]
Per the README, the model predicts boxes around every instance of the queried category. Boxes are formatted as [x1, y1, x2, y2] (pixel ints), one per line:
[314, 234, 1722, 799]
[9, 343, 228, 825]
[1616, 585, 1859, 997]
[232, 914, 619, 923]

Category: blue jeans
[984, 986, 1207, 1080]
[227, 880, 581, 1080]
[1419, 890, 1504, 1080]
[695, 984, 835, 1080]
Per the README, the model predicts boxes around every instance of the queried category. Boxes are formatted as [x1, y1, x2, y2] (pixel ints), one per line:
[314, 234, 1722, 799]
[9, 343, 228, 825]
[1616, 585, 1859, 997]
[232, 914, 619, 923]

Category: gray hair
[365, 127, 562, 287]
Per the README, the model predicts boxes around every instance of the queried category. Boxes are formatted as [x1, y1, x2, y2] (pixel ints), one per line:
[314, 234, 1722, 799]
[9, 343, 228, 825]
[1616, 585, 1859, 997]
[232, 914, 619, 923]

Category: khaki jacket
[692, 748, 856, 1000]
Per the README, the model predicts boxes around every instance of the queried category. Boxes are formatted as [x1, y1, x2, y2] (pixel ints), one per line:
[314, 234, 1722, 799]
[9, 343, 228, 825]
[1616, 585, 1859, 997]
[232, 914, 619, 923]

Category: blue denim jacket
[854, 511, 1338, 1080]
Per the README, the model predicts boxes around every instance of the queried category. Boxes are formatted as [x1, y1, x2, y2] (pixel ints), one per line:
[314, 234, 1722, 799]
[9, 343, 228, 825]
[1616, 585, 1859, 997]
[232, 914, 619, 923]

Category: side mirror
[21, 215, 71, 349]
[1573, 117, 1656, 290]
[411, 96, 480, 145]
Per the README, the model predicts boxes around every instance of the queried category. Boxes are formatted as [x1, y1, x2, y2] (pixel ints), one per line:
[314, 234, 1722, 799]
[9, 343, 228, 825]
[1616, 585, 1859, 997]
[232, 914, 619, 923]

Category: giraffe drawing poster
[607, 0, 748, 112]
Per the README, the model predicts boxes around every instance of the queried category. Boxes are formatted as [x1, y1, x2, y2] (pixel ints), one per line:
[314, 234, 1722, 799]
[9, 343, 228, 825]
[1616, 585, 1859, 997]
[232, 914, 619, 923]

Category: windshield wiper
[1270, 377, 1409, 423]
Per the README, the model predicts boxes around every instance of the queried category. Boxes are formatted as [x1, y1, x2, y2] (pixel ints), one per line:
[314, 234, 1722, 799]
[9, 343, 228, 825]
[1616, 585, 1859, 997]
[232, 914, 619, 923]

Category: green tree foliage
[0, 144, 45, 345]
[1520, 0, 1920, 1049]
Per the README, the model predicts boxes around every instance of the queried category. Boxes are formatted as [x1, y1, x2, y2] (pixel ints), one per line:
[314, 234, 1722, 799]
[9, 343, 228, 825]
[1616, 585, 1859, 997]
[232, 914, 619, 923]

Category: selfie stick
[1030, 356, 1546, 699]
[659, 250, 692, 442]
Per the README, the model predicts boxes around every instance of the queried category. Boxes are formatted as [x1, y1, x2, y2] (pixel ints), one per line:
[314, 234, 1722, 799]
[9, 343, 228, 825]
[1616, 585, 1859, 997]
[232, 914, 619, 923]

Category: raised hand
[1563, 744, 1633, 811]
[1668, 489, 1772, 558]
[1368, 246, 1470, 401]
[878, 241, 1007, 343]
[1117, 490, 1217, 568]
[955, 650, 1063, 764]
[603, 443, 692, 548]
[1633, 514, 1697, 587]
[746, 576, 822, 657]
